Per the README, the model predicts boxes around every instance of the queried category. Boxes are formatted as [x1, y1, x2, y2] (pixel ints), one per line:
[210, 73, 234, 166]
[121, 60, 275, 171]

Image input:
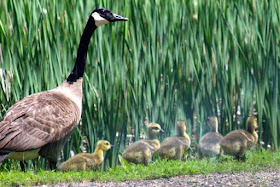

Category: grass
[0, 150, 280, 186]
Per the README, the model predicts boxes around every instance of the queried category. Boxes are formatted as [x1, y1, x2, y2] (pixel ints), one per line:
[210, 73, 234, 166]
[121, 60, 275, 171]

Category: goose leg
[235, 155, 246, 162]
[143, 151, 151, 166]
[174, 148, 182, 160]
[20, 161, 27, 172]
[240, 155, 246, 162]
[235, 155, 240, 161]
[49, 160, 57, 171]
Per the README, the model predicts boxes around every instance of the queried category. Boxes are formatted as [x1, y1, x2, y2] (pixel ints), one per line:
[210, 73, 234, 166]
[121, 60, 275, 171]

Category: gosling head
[96, 140, 113, 151]
[208, 116, 218, 132]
[176, 120, 186, 135]
[147, 123, 164, 138]
[246, 116, 258, 133]
[91, 8, 128, 27]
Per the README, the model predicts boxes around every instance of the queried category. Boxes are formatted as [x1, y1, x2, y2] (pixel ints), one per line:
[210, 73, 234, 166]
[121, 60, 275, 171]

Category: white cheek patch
[91, 12, 109, 27]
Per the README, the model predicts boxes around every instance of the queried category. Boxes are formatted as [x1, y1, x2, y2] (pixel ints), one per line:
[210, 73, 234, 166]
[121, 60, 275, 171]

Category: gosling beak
[160, 129, 165, 133]
[112, 13, 129, 22]
[110, 144, 114, 149]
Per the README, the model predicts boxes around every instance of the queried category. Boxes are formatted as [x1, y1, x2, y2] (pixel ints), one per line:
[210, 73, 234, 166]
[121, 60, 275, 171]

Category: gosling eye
[106, 143, 109, 145]
[153, 127, 159, 130]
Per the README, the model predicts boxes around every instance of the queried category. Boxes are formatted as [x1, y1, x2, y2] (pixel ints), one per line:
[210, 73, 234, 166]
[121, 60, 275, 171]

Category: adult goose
[0, 8, 128, 170]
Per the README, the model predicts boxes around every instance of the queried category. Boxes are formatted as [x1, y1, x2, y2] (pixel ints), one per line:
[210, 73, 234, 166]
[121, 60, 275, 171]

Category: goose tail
[0, 152, 10, 163]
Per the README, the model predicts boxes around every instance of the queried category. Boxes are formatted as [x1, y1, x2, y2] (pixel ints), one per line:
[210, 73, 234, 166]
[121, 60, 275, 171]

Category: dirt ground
[45, 168, 280, 187]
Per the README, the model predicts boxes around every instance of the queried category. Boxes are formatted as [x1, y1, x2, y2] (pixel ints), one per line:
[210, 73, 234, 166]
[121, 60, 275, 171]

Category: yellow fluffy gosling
[122, 123, 164, 165]
[198, 116, 223, 158]
[220, 117, 258, 161]
[59, 140, 112, 171]
[158, 120, 190, 160]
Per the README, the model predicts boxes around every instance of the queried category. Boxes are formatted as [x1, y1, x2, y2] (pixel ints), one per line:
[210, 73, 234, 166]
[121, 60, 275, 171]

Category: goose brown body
[59, 140, 112, 171]
[198, 116, 223, 157]
[122, 123, 164, 165]
[158, 120, 190, 160]
[0, 89, 80, 161]
[219, 117, 258, 160]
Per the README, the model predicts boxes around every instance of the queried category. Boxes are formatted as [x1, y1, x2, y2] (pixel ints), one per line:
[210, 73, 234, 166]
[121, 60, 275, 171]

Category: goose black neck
[67, 17, 97, 84]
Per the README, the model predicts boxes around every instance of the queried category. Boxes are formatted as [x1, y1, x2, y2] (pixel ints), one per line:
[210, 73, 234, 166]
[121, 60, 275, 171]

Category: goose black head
[91, 8, 128, 27]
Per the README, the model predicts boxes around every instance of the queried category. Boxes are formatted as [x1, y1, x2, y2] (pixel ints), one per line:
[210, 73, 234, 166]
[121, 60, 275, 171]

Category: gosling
[122, 123, 164, 165]
[198, 116, 223, 158]
[158, 120, 190, 160]
[219, 117, 258, 161]
[59, 140, 112, 171]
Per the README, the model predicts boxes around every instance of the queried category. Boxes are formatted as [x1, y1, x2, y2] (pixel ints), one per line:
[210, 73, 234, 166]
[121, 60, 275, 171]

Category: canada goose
[219, 117, 258, 161]
[198, 116, 223, 158]
[59, 140, 112, 171]
[158, 120, 190, 160]
[0, 8, 128, 171]
[122, 123, 164, 165]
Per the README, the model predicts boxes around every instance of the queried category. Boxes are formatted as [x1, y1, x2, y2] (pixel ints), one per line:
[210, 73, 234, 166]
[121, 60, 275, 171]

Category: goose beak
[112, 13, 129, 22]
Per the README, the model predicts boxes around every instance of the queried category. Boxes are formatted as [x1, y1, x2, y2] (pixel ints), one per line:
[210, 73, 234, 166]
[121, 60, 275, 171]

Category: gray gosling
[220, 117, 258, 161]
[59, 140, 112, 171]
[158, 120, 190, 160]
[198, 116, 223, 158]
[122, 123, 164, 165]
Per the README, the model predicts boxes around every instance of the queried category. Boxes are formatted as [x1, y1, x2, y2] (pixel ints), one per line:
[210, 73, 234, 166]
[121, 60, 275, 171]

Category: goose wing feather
[0, 91, 80, 151]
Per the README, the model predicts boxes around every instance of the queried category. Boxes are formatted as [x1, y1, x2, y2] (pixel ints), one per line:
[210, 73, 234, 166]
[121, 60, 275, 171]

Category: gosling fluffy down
[122, 123, 164, 165]
[158, 120, 190, 160]
[59, 140, 112, 171]
[220, 117, 258, 160]
[198, 116, 223, 157]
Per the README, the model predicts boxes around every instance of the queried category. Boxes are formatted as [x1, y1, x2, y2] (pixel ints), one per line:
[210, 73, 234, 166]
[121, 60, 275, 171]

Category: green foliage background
[0, 0, 279, 169]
